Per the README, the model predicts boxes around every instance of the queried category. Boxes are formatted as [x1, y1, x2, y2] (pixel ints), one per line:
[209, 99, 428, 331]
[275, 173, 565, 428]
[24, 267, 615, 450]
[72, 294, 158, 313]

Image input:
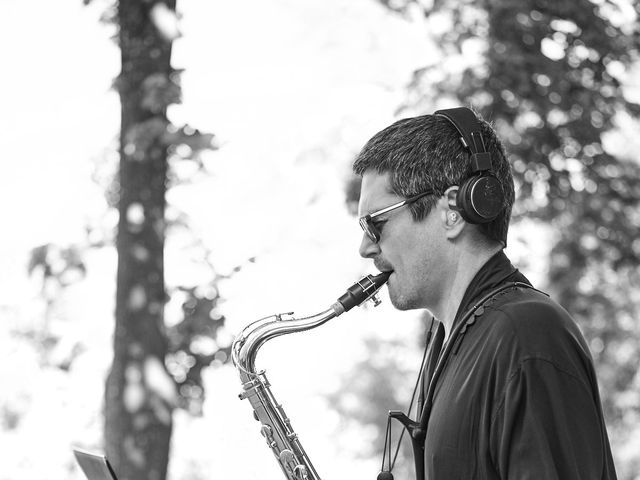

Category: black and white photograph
[1, 0, 639, 479]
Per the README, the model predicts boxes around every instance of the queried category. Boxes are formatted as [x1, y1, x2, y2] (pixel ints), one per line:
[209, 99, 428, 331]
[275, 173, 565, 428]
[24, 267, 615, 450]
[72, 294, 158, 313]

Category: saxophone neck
[232, 271, 391, 376]
[233, 307, 339, 375]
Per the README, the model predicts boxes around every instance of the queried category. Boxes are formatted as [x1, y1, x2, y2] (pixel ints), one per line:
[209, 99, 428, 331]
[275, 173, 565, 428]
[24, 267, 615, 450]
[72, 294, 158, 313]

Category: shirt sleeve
[489, 357, 610, 480]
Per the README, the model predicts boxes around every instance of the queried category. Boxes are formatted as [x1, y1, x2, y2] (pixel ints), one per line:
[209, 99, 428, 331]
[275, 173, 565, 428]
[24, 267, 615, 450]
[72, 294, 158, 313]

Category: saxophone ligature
[232, 272, 391, 480]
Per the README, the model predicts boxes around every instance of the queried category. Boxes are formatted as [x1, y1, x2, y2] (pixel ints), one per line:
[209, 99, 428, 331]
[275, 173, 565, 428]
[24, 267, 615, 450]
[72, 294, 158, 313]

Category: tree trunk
[105, 1, 177, 479]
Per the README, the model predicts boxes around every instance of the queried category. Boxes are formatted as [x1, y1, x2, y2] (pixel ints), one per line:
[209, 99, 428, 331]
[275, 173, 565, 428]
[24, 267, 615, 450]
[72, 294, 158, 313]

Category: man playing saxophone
[353, 107, 617, 479]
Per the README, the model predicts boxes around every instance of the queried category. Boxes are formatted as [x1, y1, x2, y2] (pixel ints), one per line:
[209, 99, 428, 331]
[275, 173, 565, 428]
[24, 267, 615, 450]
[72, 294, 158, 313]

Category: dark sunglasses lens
[360, 217, 379, 243]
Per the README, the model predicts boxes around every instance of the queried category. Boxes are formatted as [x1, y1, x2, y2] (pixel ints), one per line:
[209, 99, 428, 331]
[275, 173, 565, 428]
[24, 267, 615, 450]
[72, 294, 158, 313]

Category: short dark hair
[352, 112, 514, 246]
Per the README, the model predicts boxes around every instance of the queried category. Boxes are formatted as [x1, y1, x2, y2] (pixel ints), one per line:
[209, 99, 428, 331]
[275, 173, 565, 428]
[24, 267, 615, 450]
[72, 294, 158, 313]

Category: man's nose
[359, 233, 380, 259]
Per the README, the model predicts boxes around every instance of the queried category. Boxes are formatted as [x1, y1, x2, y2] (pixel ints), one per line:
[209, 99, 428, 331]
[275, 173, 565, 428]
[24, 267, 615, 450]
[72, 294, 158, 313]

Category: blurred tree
[402, 3, 640, 476]
[72, 1, 226, 479]
[104, 1, 219, 479]
[27, 1, 240, 478]
[343, 0, 640, 477]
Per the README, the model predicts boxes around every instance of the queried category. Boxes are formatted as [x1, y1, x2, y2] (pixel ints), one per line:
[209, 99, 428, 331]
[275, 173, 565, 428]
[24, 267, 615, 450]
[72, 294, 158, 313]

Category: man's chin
[388, 289, 414, 311]
[390, 299, 411, 311]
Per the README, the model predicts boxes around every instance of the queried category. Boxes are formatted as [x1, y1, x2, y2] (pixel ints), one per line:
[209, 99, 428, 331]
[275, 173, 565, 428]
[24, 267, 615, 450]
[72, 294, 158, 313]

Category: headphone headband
[434, 107, 492, 172]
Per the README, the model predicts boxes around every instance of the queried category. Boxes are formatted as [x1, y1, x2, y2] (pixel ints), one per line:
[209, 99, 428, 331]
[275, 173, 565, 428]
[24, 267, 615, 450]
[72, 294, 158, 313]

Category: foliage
[28, 244, 87, 291]
[342, 0, 640, 477]
[26, 244, 88, 368]
[407, 3, 640, 476]
[327, 336, 421, 480]
[165, 282, 231, 415]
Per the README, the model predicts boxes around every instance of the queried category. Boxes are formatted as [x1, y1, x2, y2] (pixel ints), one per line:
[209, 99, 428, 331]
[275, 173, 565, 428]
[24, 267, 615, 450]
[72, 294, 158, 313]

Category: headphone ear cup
[456, 175, 504, 224]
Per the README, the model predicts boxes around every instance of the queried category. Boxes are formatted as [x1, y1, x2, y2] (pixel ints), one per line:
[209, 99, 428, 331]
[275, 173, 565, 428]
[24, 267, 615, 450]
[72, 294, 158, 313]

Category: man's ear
[445, 186, 459, 211]
[441, 186, 465, 239]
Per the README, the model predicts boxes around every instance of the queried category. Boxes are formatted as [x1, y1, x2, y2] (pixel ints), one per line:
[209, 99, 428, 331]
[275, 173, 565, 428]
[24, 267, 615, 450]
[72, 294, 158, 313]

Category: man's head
[353, 109, 514, 311]
[353, 110, 514, 246]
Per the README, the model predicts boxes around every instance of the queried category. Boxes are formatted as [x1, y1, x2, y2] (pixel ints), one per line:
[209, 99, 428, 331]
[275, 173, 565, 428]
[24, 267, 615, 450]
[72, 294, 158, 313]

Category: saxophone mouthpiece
[334, 271, 391, 315]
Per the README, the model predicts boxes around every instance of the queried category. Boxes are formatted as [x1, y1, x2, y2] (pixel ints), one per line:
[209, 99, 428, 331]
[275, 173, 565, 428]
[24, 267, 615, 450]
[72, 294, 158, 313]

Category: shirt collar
[453, 250, 531, 327]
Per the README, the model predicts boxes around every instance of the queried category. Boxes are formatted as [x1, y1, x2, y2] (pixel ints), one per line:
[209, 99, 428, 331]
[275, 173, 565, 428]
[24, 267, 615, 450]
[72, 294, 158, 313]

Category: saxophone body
[232, 272, 391, 480]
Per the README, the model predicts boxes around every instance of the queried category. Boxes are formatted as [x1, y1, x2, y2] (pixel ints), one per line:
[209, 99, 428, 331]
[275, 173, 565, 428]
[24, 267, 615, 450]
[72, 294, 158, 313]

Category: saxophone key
[260, 425, 274, 443]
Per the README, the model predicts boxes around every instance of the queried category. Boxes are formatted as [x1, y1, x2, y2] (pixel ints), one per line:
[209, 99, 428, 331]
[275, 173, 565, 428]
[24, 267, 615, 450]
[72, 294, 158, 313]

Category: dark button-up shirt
[420, 251, 617, 479]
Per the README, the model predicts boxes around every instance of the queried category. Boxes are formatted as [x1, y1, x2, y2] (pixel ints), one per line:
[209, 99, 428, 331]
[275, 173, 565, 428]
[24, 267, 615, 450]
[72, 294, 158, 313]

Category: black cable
[388, 317, 435, 470]
[380, 416, 391, 472]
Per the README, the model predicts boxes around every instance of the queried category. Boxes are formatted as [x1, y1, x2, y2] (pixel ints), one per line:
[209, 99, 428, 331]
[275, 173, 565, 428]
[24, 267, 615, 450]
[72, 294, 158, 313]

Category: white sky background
[0, 0, 563, 479]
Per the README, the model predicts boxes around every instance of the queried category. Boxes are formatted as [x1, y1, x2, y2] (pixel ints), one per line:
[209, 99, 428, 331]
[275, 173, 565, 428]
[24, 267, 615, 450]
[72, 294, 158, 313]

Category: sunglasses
[359, 190, 433, 243]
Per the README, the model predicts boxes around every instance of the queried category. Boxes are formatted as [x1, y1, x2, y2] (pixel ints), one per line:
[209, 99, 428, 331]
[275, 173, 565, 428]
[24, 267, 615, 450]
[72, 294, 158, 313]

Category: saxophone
[232, 272, 391, 480]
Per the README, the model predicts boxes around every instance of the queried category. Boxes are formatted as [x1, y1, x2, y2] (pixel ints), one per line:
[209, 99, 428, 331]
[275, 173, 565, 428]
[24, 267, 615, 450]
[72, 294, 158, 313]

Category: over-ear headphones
[434, 107, 504, 224]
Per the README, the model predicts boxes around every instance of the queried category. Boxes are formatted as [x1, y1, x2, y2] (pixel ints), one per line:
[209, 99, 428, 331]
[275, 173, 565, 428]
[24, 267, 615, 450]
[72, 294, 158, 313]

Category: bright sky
[0, 1, 560, 479]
